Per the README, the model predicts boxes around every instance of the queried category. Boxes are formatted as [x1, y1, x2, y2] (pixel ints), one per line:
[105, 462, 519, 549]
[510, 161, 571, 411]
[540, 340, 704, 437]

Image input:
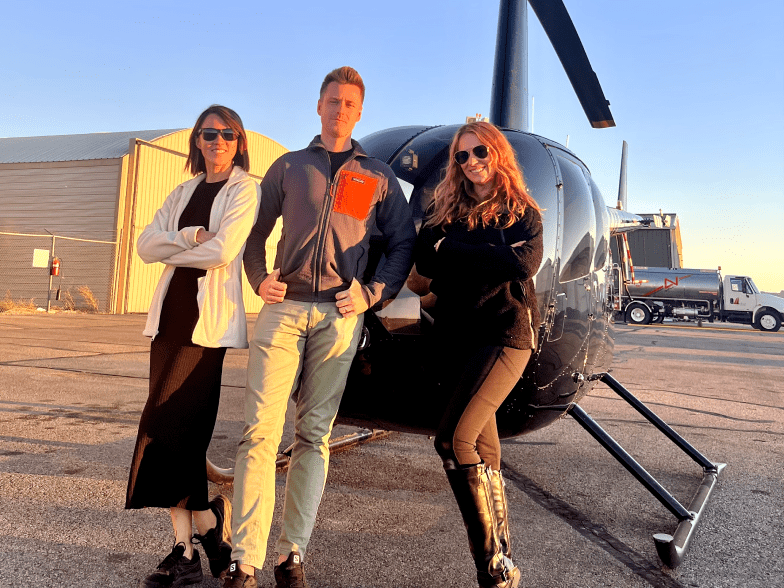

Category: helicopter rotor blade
[528, 0, 615, 128]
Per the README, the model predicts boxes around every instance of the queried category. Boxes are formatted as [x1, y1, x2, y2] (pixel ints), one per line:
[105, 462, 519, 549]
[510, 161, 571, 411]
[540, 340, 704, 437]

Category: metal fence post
[46, 232, 56, 313]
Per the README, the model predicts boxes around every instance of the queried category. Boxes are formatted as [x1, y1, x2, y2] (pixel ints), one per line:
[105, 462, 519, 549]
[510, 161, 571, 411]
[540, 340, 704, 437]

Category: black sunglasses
[198, 128, 238, 142]
[454, 144, 489, 165]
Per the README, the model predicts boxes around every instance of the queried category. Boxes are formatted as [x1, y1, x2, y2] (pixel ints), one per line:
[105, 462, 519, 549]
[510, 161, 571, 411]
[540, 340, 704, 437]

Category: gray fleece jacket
[243, 135, 416, 307]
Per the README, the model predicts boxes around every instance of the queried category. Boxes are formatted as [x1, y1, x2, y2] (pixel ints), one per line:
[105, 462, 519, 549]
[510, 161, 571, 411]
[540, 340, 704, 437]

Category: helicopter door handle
[547, 292, 567, 342]
[548, 292, 567, 314]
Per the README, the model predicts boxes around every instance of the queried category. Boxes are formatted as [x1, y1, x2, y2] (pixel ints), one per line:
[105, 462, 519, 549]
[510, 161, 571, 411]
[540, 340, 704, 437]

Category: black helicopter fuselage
[337, 124, 616, 438]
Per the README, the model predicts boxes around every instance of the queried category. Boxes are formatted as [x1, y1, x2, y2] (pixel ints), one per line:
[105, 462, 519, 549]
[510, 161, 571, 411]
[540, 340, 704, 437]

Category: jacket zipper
[312, 148, 358, 297]
[312, 150, 332, 297]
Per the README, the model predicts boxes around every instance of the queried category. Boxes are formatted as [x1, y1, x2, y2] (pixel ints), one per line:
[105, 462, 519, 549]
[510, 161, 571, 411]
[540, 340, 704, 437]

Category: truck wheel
[755, 309, 781, 332]
[626, 303, 652, 325]
[651, 308, 665, 323]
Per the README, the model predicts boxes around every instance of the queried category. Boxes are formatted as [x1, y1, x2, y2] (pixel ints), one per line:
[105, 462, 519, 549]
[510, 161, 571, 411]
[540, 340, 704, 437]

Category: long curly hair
[427, 121, 540, 229]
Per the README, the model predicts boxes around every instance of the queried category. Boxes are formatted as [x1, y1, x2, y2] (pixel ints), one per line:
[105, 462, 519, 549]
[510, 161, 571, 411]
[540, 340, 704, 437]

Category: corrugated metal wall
[122, 137, 195, 313]
[611, 228, 681, 269]
[122, 129, 286, 315]
[0, 159, 123, 310]
[0, 159, 122, 238]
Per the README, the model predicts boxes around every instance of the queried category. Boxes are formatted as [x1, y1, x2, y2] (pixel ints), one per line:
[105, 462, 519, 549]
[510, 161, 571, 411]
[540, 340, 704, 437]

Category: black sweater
[414, 205, 543, 350]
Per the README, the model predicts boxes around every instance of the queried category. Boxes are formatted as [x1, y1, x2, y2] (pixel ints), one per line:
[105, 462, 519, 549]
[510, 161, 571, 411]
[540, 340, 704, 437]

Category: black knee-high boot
[445, 463, 520, 588]
[489, 469, 512, 559]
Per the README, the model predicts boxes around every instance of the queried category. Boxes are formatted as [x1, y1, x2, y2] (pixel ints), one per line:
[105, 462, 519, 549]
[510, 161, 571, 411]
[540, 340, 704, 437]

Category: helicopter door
[550, 153, 596, 357]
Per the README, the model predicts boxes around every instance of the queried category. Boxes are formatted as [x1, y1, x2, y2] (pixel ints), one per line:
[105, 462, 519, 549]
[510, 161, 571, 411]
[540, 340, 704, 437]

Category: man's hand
[336, 278, 370, 318]
[258, 268, 286, 304]
[196, 229, 217, 244]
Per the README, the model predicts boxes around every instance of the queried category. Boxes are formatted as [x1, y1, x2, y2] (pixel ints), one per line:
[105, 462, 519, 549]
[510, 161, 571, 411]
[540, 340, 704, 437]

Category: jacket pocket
[333, 170, 378, 220]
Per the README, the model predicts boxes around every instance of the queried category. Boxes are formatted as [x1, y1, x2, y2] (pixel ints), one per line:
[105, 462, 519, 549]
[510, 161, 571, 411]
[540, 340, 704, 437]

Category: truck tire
[626, 302, 652, 325]
[754, 309, 781, 332]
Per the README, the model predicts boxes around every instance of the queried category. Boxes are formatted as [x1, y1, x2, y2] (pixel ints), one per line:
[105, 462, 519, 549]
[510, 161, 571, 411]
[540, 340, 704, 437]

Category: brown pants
[435, 345, 532, 471]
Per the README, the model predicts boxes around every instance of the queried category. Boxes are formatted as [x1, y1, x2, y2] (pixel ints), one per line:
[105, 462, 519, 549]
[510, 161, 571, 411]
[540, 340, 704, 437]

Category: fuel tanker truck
[611, 266, 784, 332]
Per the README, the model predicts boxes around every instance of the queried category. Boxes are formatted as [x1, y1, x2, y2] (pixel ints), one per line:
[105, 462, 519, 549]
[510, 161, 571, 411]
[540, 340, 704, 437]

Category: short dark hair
[186, 105, 250, 175]
[319, 66, 365, 103]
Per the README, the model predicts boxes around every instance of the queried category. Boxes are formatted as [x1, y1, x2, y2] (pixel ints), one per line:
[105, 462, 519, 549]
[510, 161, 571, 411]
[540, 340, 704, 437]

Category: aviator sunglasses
[198, 128, 238, 142]
[454, 144, 489, 165]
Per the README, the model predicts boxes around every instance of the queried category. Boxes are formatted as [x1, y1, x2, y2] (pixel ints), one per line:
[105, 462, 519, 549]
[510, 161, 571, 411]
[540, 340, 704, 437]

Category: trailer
[611, 266, 784, 332]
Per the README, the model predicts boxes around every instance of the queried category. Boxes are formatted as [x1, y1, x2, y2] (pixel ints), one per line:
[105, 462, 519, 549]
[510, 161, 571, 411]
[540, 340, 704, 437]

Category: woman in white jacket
[126, 105, 259, 588]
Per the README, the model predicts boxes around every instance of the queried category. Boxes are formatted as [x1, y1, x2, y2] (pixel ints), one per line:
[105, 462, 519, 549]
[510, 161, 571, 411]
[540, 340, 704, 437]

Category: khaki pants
[230, 299, 362, 568]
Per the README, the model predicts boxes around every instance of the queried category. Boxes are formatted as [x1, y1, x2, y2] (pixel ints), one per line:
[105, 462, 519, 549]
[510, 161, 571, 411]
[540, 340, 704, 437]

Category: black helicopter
[331, 0, 725, 569]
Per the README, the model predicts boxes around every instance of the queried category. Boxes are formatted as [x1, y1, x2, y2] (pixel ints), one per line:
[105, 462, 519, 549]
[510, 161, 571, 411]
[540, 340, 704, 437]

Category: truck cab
[722, 275, 783, 332]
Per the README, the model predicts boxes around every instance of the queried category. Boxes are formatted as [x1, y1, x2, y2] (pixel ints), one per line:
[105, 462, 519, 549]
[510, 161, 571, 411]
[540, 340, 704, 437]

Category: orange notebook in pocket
[333, 170, 378, 221]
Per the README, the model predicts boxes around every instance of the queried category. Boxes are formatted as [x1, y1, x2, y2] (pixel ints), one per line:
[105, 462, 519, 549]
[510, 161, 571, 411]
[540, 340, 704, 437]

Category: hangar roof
[0, 130, 182, 164]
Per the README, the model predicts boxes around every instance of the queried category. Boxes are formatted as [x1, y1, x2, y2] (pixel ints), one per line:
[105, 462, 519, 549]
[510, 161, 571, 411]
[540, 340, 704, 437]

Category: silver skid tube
[566, 373, 725, 568]
[206, 429, 391, 484]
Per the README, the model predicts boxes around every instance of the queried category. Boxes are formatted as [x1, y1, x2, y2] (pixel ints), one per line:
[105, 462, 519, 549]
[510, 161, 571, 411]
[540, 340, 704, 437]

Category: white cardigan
[138, 166, 260, 348]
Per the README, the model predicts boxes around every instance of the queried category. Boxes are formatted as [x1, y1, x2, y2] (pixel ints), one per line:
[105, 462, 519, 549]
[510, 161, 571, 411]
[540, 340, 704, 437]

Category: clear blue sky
[3, 0, 782, 291]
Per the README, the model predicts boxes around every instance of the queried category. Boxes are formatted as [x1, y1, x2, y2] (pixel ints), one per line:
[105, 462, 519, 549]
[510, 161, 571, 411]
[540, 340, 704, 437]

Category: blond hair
[319, 66, 365, 103]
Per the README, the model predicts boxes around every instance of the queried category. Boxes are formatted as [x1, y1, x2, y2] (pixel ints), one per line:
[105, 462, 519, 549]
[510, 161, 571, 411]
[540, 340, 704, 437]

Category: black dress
[126, 179, 228, 511]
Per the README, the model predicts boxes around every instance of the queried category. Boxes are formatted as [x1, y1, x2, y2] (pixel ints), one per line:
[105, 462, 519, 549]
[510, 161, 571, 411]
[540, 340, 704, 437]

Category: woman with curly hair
[414, 121, 543, 588]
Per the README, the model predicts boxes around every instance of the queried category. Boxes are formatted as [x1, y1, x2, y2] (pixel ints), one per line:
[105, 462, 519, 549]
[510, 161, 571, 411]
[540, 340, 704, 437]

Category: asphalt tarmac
[0, 313, 781, 588]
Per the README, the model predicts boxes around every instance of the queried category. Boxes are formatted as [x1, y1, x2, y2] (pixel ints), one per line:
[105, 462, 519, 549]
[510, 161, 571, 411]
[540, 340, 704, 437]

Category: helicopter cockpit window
[556, 155, 595, 283]
[396, 178, 414, 203]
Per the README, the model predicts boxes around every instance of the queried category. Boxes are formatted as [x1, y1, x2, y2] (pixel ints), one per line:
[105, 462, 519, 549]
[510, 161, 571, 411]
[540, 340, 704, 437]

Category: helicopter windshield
[360, 125, 564, 325]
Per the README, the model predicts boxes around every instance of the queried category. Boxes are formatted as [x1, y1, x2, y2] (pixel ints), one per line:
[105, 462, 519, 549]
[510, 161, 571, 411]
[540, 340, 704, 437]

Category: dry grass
[0, 290, 39, 314]
[76, 285, 100, 312]
[62, 288, 76, 311]
[0, 287, 100, 314]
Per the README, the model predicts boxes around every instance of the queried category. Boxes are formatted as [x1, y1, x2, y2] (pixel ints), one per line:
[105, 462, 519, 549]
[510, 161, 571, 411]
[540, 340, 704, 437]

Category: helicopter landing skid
[567, 372, 725, 569]
[205, 428, 391, 485]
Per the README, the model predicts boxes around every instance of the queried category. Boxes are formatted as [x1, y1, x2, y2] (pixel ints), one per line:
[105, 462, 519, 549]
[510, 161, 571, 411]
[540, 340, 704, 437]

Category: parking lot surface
[0, 313, 781, 587]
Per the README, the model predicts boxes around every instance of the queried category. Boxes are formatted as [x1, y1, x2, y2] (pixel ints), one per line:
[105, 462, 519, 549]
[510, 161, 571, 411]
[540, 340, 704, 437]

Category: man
[223, 67, 416, 588]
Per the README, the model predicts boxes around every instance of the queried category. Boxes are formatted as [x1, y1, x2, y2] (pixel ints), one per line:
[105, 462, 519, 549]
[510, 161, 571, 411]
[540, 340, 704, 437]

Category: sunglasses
[198, 128, 238, 142]
[454, 144, 489, 165]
